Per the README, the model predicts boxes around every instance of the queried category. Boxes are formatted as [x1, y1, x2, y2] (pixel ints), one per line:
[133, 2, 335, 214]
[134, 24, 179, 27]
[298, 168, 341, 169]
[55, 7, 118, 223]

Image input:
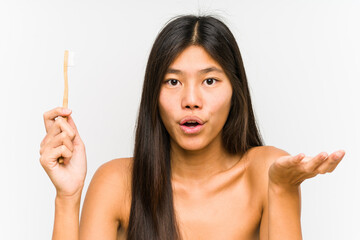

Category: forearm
[53, 194, 81, 240]
[268, 182, 302, 240]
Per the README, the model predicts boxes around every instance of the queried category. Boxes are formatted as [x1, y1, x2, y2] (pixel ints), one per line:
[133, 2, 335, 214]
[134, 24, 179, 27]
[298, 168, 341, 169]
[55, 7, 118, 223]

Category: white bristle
[67, 51, 76, 67]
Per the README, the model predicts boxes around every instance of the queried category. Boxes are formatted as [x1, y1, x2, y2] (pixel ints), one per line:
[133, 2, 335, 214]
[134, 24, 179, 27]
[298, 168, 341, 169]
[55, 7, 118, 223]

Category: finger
[40, 145, 72, 168]
[40, 135, 48, 149]
[40, 127, 58, 151]
[327, 150, 345, 172]
[52, 132, 74, 151]
[279, 153, 305, 169]
[303, 152, 328, 172]
[47, 116, 76, 141]
[55, 145, 73, 161]
[40, 117, 76, 153]
[317, 150, 345, 174]
[67, 115, 79, 134]
[40, 120, 69, 151]
[66, 115, 84, 146]
[43, 107, 72, 133]
[40, 132, 74, 157]
[294, 153, 305, 163]
[57, 117, 76, 141]
[40, 131, 58, 151]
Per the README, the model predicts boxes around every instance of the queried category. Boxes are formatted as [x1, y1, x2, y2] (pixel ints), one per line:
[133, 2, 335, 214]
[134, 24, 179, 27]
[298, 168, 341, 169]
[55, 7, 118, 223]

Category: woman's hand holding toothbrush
[40, 107, 87, 200]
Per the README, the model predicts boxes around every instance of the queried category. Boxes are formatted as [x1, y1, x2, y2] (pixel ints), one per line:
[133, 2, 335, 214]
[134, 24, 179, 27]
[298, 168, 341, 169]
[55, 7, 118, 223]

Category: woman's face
[159, 45, 233, 151]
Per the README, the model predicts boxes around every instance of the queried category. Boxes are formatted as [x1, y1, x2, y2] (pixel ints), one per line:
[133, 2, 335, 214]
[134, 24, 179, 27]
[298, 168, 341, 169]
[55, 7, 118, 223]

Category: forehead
[167, 45, 224, 73]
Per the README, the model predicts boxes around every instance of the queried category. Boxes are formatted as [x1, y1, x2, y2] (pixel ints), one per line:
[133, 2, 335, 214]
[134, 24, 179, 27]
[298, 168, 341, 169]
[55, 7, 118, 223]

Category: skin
[40, 46, 345, 240]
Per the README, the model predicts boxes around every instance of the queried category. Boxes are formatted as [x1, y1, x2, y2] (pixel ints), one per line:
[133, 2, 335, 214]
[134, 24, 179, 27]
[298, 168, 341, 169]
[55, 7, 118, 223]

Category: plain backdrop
[1, 0, 359, 239]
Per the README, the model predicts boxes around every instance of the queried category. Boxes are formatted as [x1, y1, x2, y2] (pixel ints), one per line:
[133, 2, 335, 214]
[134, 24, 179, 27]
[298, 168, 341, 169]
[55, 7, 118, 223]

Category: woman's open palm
[269, 150, 345, 188]
[39, 107, 87, 198]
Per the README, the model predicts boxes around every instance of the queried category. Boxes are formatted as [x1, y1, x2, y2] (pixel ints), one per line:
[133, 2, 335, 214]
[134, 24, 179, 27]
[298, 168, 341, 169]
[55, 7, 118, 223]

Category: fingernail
[297, 153, 305, 160]
[334, 152, 343, 160]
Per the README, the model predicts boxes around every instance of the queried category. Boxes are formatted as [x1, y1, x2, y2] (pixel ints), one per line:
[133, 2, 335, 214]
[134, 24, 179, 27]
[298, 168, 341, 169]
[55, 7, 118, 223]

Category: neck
[170, 135, 239, 184]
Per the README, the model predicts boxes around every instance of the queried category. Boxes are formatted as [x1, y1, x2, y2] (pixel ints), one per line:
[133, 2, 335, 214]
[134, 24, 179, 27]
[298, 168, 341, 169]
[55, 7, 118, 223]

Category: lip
[180, 116, 205, 125]
[179, 116, 205, 134]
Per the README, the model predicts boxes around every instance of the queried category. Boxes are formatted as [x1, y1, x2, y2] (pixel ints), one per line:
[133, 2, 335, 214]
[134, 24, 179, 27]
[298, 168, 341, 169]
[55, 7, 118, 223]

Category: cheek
[207, 89, 233, 121]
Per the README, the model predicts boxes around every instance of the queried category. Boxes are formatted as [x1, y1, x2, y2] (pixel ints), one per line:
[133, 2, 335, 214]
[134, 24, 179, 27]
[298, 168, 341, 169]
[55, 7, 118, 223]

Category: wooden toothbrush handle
[57, 117, 67, 164]
[58, 50, 69, 164]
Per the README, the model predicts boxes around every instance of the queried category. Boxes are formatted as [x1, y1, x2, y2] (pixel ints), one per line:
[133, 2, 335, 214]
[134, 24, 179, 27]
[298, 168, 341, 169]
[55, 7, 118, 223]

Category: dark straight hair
[127, 15, 264, 239]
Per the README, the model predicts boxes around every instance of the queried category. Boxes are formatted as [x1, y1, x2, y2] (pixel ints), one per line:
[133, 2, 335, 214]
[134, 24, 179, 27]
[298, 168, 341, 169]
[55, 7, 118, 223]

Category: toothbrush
[58, 50, 75, 164]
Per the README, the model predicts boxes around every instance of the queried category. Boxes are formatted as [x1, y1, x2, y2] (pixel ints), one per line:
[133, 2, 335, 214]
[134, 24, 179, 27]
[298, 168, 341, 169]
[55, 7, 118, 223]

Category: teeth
[187, 121, 197, 123]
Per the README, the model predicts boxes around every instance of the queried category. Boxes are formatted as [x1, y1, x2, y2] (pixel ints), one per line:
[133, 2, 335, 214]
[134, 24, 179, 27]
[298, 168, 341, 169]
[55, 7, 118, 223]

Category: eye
[203, 78, 217, 86]
[166, 79, 181, 87]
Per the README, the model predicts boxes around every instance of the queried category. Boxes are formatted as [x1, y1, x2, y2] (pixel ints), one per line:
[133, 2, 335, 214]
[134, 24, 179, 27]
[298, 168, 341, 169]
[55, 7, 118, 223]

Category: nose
[181, 84, 202, 110]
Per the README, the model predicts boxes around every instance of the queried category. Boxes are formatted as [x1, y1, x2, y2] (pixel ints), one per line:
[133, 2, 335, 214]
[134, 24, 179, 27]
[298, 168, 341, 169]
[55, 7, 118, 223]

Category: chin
[176, 138, 208, 152]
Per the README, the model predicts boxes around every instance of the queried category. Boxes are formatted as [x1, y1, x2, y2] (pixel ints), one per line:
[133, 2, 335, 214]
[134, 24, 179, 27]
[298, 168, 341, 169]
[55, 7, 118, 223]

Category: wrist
[269, 180, 300, 194]
[56, 189, 82, 205]
[56, 185, 83, 200]
[53, 192, 81, 240]
[55, 194, 81, 219]
[55, 196, 81, 210]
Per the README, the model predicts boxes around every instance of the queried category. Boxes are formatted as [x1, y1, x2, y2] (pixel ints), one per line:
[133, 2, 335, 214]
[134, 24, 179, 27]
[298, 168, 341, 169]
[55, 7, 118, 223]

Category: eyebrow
[166, 66, 224, 75]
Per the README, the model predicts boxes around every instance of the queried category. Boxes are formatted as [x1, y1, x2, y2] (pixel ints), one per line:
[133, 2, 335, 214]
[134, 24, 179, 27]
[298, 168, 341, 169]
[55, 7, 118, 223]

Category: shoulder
[245, 146, 290, 193]
[79, 158, 133, 238]
[89, 157, 133, 206]
[88, 157, 133, 197]
[93, 157, 133, 184]
[246, 145, 290, 172]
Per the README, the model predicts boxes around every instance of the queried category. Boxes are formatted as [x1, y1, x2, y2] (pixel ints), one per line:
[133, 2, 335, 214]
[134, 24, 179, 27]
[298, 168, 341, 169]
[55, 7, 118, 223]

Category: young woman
[39, 15, 345, 240]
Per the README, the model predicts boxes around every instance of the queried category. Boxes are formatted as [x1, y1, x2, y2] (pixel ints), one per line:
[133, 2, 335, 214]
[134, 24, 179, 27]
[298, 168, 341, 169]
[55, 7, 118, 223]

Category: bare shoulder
[79, 157, 133, 239]
[245, 146, 290, 192]
[94, 157, 133, 184]
[247, 145, 290, 171]
[87, 157, 133, 197]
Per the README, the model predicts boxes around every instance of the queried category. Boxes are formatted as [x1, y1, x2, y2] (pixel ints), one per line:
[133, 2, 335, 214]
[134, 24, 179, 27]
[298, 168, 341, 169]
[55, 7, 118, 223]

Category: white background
[1, 0, 359, 239]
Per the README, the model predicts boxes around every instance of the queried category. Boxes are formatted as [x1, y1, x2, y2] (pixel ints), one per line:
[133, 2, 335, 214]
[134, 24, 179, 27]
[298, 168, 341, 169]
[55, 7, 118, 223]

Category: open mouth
[182, 121, 200, 128]
[179, 117, 204, 134]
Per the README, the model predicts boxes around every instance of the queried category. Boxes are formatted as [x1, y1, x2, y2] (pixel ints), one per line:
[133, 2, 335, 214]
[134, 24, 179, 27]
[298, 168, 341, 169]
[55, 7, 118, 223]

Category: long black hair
[127, 15, 264, 239]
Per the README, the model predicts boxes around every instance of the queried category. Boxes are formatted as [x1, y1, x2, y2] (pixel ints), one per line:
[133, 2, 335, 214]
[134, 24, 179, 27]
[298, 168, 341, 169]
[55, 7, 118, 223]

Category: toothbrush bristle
[67, 51, 76, 67]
